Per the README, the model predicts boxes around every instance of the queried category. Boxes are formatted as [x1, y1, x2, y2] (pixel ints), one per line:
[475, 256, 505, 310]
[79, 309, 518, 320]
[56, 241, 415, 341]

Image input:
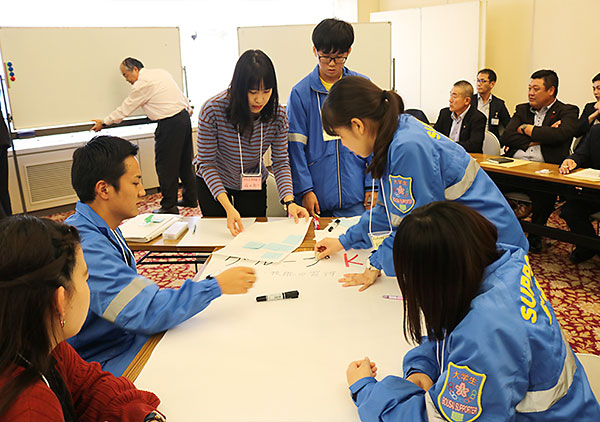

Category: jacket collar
[74, 201, 114, 236]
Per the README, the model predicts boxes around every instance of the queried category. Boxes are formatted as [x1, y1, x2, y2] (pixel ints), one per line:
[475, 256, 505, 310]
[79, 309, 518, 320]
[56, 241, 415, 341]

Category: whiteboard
[238, 22, 391, 104]
[0, 27, 183, 130]
[372, 1, 481, 123]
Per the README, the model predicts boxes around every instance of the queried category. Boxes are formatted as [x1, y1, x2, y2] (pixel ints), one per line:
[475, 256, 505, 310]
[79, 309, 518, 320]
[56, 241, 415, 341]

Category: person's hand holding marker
[347, 357, 378, 386]
[314, 237, 344, 260]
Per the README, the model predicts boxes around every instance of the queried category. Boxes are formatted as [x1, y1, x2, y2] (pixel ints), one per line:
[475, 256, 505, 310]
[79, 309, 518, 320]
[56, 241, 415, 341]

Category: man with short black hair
[287, 18, 377, 218]
[434, 80, 487, 153]
[575, 72, 600, 139]
[66, 136, 256, 376]
[472, 68, 511, 139]
[91, 57, 197, 215]
[502, 69, 579, 253]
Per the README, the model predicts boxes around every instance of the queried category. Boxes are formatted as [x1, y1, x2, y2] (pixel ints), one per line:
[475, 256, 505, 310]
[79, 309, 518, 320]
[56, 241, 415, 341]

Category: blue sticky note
[243, 241, 265, 249]
[282, 235, 303, 245]
[264, 242, 294, 251]
[262, 251, 283, 260]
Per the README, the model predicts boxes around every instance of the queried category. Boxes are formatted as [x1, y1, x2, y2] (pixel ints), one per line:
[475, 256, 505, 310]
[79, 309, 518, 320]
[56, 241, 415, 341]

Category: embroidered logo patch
[389, 175, 414, 214]
[438, 363, 486, 422]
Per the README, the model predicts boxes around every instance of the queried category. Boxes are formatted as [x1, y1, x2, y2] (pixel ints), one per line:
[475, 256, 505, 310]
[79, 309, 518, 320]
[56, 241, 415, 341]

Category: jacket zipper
[336, 140, 342, 208]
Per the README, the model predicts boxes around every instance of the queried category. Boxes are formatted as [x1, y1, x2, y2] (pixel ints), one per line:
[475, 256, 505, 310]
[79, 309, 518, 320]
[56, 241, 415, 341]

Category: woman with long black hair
[314, 76, 528, 290]
[195, 49, 308, 235]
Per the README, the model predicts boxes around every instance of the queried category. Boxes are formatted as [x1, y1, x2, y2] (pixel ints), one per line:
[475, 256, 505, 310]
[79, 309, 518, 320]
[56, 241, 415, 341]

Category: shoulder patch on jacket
[389, 174, 415, 214]
[438, 362, 486, 422]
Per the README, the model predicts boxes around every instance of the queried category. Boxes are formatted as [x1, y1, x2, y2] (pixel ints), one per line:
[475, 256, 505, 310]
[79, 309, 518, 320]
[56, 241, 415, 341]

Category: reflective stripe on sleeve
[102, 277, 153, 323]
[444, 157, 480, 201]
[516, 329, 577, 413]
[425, 391, 446, 421]
[288, 133, 308, 145]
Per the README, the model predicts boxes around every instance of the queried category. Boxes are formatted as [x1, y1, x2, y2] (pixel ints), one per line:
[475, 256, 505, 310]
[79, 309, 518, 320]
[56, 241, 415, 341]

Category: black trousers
[0, 147, 11, 217]
[561, 197, 600, 253]
[154, 109, 198, 208]
[196, 175, 267, 217]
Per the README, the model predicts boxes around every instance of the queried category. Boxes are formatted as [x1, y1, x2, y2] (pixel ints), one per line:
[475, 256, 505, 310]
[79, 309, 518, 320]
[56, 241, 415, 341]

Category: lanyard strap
[369, 178, 393, 235]
[111, 228, 132, 266]
[237, 123, 263, 177]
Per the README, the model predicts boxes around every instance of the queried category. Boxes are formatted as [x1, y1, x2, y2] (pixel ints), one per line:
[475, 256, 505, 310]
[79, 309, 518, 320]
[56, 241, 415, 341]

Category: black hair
[0, 216, 80, 416]
[71, 136, 139, 203]
[122, 57, 144, 71]
[393, 202, 500, 344]
[226, 49, 279, 136]
[592, 73, 600, 83]
[478, 68, 497, 83]
[321, 76, 404, 179]
[312, 18, 354, 54]
[531, 69, 559, 97]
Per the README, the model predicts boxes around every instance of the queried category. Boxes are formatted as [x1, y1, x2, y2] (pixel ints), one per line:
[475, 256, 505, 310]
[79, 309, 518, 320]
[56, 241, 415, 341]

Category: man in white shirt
[91, 57, 197, 214]
[471, 68, 511, 139]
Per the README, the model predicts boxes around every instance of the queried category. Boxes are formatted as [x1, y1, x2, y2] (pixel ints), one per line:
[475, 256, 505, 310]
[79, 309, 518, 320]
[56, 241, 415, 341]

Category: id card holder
[241, 175, 262, 190]
[368, 231, 391, 250]
[490, 118, 500, 126]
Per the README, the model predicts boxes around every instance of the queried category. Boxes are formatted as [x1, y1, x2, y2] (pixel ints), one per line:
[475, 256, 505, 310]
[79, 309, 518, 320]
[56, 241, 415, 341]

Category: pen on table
[192, 220, 198, 234]
[382, 295, 403, 301]
[256, 290, 300, 302]
[313, 213, 320, 230]
[328, 218, 341, 232]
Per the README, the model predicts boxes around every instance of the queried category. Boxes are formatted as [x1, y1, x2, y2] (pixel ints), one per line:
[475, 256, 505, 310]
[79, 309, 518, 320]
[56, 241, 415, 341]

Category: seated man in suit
[559, 125, 600, 263]
[472, 68, 511, 139]
[434, 80, 486, 153]
[575, 72, 600, 139]
[502, 69, 579, 253]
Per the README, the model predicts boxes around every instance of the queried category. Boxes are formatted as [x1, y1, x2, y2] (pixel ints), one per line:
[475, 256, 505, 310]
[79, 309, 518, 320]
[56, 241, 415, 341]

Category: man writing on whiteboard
[91, 57, 197, 214]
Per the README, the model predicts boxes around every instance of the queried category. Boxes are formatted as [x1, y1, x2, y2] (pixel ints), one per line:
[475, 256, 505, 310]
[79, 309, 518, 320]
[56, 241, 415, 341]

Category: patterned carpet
[45, 192, 600, 355]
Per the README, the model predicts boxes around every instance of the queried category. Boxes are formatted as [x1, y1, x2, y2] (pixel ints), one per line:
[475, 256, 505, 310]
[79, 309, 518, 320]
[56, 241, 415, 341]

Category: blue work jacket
[339, 114, 529, 276]
[287, 65, 376, 216]
[350, 245, 600, 421]
[66, 202, 222, 376]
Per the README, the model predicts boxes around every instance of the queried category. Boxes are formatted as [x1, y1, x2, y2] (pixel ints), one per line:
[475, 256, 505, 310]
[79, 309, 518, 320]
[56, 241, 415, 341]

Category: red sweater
[0, 341, 160, 421]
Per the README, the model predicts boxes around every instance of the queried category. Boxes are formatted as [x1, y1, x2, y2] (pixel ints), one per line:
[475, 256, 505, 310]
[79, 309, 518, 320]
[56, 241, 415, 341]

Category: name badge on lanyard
[238, 123, 263, 191]
[368, 180, 393, 250]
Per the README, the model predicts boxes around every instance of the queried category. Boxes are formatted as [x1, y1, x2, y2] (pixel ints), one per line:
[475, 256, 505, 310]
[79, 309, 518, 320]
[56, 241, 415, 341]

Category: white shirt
[104, 68, 190, 125]
[477, 93, 492, 121]
[449, 105, 470, 142]
[530, 98, 557, 127]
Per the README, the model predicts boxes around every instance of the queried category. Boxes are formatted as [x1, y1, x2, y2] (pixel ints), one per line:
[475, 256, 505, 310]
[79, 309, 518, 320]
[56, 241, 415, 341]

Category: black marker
[328, 219, 341, 232]
[256, 290, 299, 302]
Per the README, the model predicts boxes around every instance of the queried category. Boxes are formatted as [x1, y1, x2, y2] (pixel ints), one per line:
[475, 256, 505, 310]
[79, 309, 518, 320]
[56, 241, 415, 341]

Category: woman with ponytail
[314, 76, 528, 290]
[0, 216, 163, 421]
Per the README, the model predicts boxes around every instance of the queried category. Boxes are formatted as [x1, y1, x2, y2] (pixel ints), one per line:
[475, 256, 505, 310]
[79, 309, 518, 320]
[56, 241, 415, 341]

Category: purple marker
[382, 295, 403, 301]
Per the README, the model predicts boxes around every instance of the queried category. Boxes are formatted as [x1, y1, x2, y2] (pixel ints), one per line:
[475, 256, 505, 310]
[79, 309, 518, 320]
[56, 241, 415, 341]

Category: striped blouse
[194, 90, 293, 200]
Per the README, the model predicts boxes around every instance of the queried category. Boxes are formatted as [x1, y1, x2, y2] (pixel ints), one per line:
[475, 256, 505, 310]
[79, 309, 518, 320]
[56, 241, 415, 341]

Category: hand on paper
[215, 266, 256, 294]
[302, 191, 321, 217]
[406, 372, 434, 391]
[314, 237, 343, 260]
[91, 119, 104, 132]
[364, 190, 377, 210]
[226, 207, 244, 236]
[559, 158, 578, 174]
[347, 357, 377, 386]
[339, 267, 381, 292]
[287, 202, 310, 223]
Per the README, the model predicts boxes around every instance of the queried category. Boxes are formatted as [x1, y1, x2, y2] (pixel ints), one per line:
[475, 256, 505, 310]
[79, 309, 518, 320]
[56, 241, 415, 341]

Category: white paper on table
[119, 213, 180, 243]
[564, 168, 600, 181]
[177, 217, 256, 247]
[314, 215, 361, 242]
[212, 218, 311, 263]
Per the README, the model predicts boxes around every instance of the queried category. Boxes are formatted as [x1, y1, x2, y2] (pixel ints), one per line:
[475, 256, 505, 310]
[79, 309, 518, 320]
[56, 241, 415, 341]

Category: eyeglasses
[317, 55, 348, 65]
[475, 78, 490, 84]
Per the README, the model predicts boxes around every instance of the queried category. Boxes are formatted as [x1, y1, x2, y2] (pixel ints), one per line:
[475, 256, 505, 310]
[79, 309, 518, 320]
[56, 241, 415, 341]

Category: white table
[135, 250, 413, 421]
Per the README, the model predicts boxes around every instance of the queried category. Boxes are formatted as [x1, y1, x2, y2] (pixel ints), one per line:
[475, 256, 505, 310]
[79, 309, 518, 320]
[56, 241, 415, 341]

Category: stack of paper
[120, 213, 181, 243]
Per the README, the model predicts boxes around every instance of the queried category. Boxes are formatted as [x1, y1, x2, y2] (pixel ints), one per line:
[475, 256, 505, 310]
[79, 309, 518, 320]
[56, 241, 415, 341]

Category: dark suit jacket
[501, 100, 579, 164]
[0, 106, 9, 149]
[575, 102, 599, 139]
[470, 94, 511, 139]
[433, 106, 487, 153]
[570, 124, 600, 170]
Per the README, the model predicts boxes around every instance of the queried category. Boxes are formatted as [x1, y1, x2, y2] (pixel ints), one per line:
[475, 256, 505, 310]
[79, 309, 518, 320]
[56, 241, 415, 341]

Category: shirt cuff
[349, 377, 376, 404]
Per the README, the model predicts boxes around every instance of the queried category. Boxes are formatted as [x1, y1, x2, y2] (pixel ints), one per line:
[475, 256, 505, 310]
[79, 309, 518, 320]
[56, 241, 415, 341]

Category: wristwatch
[144, 411, 167, 422]
[281, 199, 294, 213]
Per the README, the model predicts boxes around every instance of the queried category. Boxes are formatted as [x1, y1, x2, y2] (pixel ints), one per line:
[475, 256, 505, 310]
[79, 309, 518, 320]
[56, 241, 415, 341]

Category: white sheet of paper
[177, 217, 255, 247]
[212, 218, 311, 263]
[136, 249, 408, 421]
[564, 168, 600, 181]
[314, 216, 361, 242]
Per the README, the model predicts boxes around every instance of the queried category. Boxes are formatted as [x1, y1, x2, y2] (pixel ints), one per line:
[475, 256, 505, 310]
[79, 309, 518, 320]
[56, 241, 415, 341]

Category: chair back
[482, 130, 501, 155]
[404, 109, 430, 125]
[576, 353, 600, 401]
